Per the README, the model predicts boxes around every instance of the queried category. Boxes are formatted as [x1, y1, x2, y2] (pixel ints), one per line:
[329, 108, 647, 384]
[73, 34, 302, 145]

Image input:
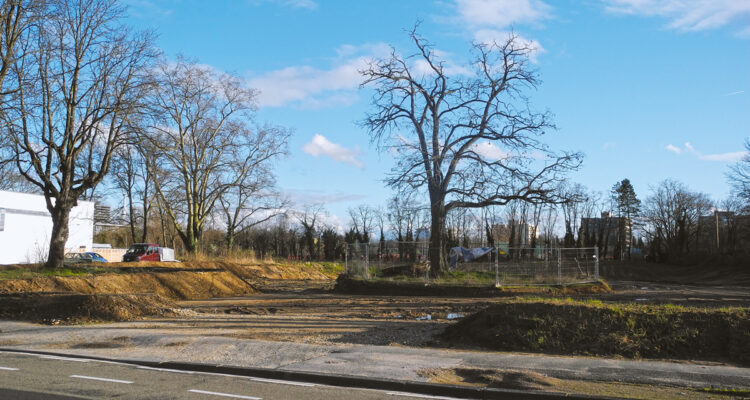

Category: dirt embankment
[439, 299, 750, 366]
[0, 270, 255, 300]
[0, 293, 177, 324]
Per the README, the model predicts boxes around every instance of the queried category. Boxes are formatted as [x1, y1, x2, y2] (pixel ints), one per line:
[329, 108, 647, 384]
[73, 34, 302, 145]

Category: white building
[0, 190, 94, 264]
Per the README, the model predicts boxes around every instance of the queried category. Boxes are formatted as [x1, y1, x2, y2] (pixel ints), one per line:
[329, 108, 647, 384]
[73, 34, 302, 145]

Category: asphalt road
[0, 351, 466, 400]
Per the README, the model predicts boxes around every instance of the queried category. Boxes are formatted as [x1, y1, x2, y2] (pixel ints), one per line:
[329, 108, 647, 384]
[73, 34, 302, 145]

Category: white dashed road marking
[70, 375, 133, 384]
[188, 389, 262, 399]
[137, 366, 195, 374]
[386, 392, 464, 400]
[0, 366, 19, 371]
[249, 377, 315, 387]
[40, 355, 89, 362]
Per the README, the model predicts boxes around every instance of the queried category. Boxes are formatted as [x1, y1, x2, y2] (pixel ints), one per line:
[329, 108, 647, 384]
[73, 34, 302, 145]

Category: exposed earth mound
[439, 299, 750, 366]
[0, 270, 255, 300]
[0, 293, 176, 324]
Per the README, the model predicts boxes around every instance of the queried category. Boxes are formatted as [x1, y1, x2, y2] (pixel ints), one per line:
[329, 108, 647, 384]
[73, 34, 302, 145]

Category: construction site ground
[0, 261, 749, 399]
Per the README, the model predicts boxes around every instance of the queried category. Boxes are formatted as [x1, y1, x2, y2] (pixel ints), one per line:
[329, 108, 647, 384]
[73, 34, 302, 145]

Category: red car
[122, 243, 161, 262]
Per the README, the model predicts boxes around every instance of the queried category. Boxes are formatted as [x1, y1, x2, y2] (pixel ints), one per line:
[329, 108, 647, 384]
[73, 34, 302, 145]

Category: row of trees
[0, 0, 288, 268]
[1, 2, 745, 270]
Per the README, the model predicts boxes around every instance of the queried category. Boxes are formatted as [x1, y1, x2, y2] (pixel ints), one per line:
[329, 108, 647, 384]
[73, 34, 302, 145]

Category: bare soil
[0, 270, 254, 300]
[0, 293, 176, 324]
[438, 299, 750, 366]
[417, 368, 744, 400]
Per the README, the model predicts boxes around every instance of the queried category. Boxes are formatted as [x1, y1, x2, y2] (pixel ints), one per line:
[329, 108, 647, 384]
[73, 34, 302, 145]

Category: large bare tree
[2, 0, 154, 268]
[218, 124, 290, 251]
[361, 29, 581, 272]
[143, 58, 260, 253]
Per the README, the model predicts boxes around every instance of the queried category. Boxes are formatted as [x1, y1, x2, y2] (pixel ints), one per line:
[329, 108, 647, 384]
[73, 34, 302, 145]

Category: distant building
[92, 203, 126, 234]
[0, 190, 94, 264]
[580, 212, 632, 259]
[491, 222, 537, 247]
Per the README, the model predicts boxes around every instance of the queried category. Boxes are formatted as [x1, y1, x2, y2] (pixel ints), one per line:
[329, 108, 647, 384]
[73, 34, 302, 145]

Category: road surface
[0, 351, 469, 400]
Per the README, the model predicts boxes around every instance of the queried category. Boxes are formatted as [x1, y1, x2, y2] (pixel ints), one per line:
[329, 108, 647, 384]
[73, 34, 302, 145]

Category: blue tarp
[448, 247, 494, 269]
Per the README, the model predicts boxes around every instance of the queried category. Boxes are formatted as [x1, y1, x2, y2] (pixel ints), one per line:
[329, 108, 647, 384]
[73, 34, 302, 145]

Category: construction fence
[345, 242, 599, 286]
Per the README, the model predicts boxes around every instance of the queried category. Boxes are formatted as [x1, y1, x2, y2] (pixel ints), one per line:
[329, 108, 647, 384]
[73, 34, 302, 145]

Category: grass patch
[440, 297, 750, 366]
[0, 265, 107, 280]
[316, 261, 344, 276]
[701, 387, 750, 397]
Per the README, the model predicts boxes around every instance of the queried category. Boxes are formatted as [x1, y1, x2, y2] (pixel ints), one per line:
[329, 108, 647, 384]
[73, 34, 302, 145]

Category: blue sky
[124, 0, 750, 228]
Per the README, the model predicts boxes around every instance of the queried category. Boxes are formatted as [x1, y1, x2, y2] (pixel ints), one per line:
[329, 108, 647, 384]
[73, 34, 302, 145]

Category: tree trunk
[226, 225, 236, 252]
[428, 199, 446, 276]
[46, 203, 72, 269]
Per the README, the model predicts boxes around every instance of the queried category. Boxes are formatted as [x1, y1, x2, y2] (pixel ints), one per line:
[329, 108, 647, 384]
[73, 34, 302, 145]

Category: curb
[0, 348, 628, 400]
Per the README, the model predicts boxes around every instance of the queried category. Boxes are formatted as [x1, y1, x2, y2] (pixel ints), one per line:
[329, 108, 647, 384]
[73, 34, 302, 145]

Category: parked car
[122, 243, 176, 262]
[64, 252, 107, 264]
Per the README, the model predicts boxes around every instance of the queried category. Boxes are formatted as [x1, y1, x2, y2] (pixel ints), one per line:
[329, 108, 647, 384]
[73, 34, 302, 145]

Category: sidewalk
[1, 320, 747, 390]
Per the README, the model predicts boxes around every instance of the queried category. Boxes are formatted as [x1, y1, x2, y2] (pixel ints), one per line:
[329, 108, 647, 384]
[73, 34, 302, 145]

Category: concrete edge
[0, 347, 629, 400]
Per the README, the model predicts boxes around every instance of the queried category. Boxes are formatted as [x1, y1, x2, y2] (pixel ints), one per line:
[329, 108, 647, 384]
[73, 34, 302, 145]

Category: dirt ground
[173, 277, 750, 350]
[2, 261, 749, 398]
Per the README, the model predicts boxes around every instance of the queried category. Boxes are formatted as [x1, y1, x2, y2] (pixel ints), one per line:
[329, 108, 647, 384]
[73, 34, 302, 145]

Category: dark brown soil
[439, 299, 750, 366]
[0, 293, 176, 324]
[600, 262, 750, 286]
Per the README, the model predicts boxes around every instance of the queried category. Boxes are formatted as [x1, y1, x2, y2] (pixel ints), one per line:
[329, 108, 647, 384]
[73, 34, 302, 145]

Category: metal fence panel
[346, 242, 599, 286]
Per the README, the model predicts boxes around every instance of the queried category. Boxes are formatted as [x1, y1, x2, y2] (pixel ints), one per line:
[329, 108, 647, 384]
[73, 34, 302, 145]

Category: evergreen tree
[611, 179, 641, 260]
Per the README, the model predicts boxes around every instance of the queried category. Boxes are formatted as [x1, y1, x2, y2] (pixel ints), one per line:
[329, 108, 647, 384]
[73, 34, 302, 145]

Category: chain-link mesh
[346, 242, 599, 285]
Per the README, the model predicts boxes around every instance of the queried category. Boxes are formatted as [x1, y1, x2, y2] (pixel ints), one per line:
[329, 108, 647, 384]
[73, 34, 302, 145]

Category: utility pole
[715, 210, 720, 250]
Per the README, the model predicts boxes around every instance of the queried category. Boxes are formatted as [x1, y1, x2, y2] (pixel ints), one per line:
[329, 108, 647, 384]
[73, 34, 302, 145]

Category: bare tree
[219, 125, 290, 251]
[297, 204, 325, 260]
[361, 29, 581, 273]
[727, 139, 750, 210]
[0, 0, 43, 192]
[110, 143, 151, 244]
[642, 179, 713, 262]
[143, 57, 258, 253]
[348, 204, 375, 243]
[3, 0, 154, 268]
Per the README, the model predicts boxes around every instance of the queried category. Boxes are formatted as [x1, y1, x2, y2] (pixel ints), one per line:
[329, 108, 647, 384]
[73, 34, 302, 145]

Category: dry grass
[440, 297, 750, 366]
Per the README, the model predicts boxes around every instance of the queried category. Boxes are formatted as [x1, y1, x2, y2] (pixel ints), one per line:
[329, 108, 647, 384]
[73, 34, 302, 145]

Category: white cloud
[248, 0, 318, 10]
[698, 151, 748, 162]
[450, 0, 551, 64]
[665, 141, 747, 161]
[455, 0, 551, 29]
[604, 0, 750, 34]
[471, 141, 509, 160]
[281, 0, 317, 10]
[248, 43, 389, 108]
[284, 189, 365, 206]
[302, 134, 364, 168]
[473, 29, 546, 63]
[721, 90, 745, 97]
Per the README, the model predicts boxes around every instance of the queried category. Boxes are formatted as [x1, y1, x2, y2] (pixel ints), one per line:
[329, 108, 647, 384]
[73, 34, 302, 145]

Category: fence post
[494, 248, 499, 287]
[345, 244, 348, 274]
[594, 246, 599, 281]
[557, 247, 562, 285]
[425, 260, 430, 285]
